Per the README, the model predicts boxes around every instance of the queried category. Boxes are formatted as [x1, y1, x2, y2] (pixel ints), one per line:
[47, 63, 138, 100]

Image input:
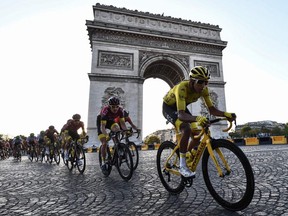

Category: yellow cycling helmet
[189, 66, 210, 81]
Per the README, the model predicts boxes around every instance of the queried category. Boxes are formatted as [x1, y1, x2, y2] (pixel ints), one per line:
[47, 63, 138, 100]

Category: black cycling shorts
[162, 102, 191, 125]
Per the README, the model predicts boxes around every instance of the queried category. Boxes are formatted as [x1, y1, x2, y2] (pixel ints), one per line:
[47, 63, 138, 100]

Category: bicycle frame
[164, 118, 233, 177]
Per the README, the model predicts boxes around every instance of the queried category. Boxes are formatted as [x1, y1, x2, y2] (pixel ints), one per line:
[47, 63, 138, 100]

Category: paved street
[1, 145, 288, 216]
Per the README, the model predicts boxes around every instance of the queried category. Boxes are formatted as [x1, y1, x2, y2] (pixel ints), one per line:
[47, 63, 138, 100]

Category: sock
[180, 153, 187, 167]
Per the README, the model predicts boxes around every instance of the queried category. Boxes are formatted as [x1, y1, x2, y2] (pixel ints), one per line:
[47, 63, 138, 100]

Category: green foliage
[144, 135, 160, 145]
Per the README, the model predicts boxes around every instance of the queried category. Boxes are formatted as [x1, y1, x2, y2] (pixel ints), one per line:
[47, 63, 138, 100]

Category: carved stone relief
[200, 90, 219, 119]
[98, 50, 133, 70]
[194, 61, 220, 77]
[102, 87, 125, 108]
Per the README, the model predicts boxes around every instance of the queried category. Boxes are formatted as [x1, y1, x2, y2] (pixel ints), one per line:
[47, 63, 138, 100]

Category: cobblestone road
[1, 145, 288, 216]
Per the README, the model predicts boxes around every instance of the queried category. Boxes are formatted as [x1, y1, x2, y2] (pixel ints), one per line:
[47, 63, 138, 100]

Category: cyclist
[45, 126, 59, 158]
[26, 133, 38, 159]
[97, 96, 129, 171]
[114, 109, 140, 132]
[12, 136, 23, 158]
[37, 131, 46, 158]
[61, 114, 86, 161]
[162, 66, 236, 178]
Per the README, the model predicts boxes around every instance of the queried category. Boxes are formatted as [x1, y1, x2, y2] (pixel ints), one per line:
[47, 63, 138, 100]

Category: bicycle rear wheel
[202, 139, 255, 211]
[116, 143, 133, 181]
[76, 146, 86, 174]
[156, 141, 184, 194]
[127, 142, 139, 170]
[98, 145, 112, 177]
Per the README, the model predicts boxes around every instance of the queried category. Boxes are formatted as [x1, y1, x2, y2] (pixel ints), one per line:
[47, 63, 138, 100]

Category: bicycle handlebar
[194, 118, 234, 139]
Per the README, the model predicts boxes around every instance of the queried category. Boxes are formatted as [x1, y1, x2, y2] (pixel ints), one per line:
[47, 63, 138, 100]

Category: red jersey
[115, 116, 132, 124]
[100, 105, 124, 121]
[62, 119, 84, 133]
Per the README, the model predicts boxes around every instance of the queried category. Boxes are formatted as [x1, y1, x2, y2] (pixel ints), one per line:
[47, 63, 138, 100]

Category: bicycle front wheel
[67, 147, 75, 171]
[156, 141, 184, 194]
[116, 143, 133, 181]
[202, 139, 255, 211]
[127, 142, 139, 170]
[54, 148, 61, 165]
[76, 146, 86, 174]
[98, 145, 112, 177]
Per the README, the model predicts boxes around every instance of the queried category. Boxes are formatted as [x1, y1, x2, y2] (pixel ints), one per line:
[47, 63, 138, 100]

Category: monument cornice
[86, 21, 226, 46]
[88, 73, 145, 84]
[86, 27, 225, 56]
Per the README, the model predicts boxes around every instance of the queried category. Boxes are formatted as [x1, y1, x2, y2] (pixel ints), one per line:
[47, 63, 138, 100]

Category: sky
[0, 0, 287, 139]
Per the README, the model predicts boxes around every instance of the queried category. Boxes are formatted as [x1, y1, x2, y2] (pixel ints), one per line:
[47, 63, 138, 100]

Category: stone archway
[86, 3, 228, 146]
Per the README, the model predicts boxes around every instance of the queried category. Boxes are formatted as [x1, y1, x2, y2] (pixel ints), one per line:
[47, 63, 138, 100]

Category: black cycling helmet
[49, 125, 54, 130]
[189, 66, 210, 81]
[72, 114, 81, 120]
[108, 96, 120, 106]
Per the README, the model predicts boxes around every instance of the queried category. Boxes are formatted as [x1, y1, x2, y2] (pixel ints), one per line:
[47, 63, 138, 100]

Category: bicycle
[121, 128, 141, 170]
[156, 117, 255, 211]
[28, 143, 38, 162]
[14, 144, 22, 162]
[48, 139, 61, 165]
[98, 130, 134, 181]
[66, 134, 88, 174]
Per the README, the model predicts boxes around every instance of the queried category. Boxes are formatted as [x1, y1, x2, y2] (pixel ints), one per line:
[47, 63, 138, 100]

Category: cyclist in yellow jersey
[162, 66, 236, 178]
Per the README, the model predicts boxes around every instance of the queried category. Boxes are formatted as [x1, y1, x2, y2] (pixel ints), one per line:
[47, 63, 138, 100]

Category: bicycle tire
[54, 148, 61, 165]
[49, 149, 53, 164]
[127, 142, 139, 170]
[98, 145, 112, 177]
[116, 143, 133, 181]
[67, 146, 75, 171]
[202, 139, 255, 211]
[34, 149, 38, 162]
[156, 141, 185, 194]
[76, 145, 86, 174]
[28, 151, 33, 162]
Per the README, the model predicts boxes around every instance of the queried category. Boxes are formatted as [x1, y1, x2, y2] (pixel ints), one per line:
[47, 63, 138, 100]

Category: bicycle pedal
[182, 176, 194, 187]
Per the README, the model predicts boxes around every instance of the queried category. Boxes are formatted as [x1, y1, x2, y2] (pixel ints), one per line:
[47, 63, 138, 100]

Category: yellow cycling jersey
[163, 80, 213, 111]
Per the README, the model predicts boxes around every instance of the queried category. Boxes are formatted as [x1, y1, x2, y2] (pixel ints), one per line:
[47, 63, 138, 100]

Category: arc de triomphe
[86, 3, 228, 146]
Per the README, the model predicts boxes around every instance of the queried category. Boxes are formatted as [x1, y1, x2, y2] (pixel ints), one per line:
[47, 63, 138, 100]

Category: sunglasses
[110, 105, 119, 109]
[195, 79, 208, 85]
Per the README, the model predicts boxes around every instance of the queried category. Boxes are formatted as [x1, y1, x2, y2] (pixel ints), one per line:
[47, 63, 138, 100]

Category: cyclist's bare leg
[100, 137, 107, 160]
[178, 122, 195, 177]
[179, 122, 191, 153]
[187, 133, 200, 152]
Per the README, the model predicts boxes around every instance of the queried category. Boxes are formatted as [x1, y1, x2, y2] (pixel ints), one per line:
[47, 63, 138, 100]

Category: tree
[144, 135, 160, 145]
[241, 126, 252, 137]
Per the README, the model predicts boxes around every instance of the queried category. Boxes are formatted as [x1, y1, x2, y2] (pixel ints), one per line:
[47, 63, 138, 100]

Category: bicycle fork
[164, 146, 181, 176]
[206, 140, 231, 177]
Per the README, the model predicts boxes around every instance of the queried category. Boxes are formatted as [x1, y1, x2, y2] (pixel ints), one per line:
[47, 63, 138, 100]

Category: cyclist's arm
[119, 118, 128, 131]
[126, 117, 138, 130]
[80, 122, 86, 134]
[178, 110, 198, 123]
[100, 120, 108, 136]
[208, 106, 225, 117]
